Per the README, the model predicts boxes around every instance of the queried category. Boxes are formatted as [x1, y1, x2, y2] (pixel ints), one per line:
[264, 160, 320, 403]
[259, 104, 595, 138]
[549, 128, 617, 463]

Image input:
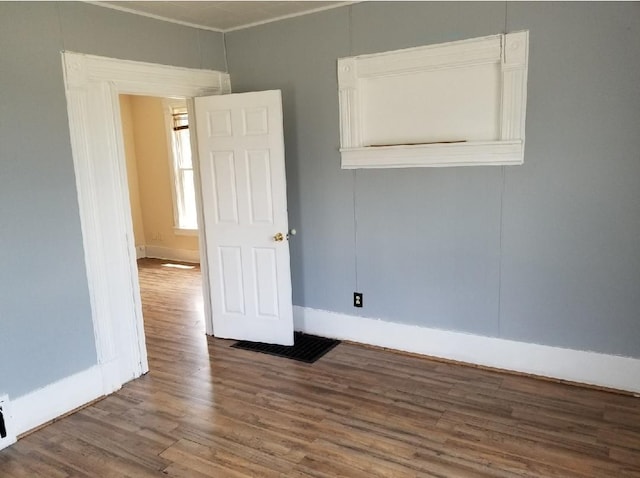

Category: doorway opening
[62, 53, 295, 398]
[119, 94, 206, 371]
[62, 51, 228, 393]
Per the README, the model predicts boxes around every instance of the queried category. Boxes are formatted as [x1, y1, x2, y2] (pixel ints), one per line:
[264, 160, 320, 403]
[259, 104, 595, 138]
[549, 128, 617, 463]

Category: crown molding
[87, 1, 358, 34]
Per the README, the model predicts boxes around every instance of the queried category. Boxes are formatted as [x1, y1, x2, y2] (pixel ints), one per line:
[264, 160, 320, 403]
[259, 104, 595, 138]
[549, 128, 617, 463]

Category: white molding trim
[217, 2, 357, 33]
[341, 140, 523, 169]
[87, 1, 356, 34]
[62, 51, 227, 397]
[354, 35, 502, 78]
[186, 98, 214, 336]
[12, 366, 104, 437]
[136, 245, 146, 259]
[84, 1, 224, 32]
[293, 306, 640, 394]
[501, 31, 529, 142]
[338, 31, 529, 169]
[0, 394, 16, 451]
[144, 245, 200, 264]
[174, 227, 199, 237]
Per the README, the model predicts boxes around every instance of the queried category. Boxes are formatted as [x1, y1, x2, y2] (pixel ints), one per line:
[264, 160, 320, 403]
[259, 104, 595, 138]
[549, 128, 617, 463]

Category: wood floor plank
[1, 258, 639, 477]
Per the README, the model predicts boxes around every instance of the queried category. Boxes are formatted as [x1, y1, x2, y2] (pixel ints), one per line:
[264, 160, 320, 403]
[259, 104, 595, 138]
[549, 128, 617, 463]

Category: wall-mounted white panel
[218, 246, 245, 315]
[242, 107, 269, 136]
[338, 31, 529, 168]
[211, 152, 239, 224]
[361, 63, 501, 146]
[253, 248, 279, 318]
[246, 150, 274, 224]
[207, 110, 232, 137]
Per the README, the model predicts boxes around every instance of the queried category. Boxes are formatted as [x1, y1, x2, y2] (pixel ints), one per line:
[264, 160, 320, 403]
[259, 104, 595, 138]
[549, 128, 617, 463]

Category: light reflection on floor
[161, 262, 195, 270]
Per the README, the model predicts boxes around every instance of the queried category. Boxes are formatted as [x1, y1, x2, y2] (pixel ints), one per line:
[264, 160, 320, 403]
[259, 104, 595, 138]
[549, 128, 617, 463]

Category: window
[166, 100, 198, 231]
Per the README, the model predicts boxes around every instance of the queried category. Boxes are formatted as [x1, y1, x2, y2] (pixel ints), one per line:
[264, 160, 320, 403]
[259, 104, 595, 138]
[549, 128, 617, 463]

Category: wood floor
[2, 258, 640, 477]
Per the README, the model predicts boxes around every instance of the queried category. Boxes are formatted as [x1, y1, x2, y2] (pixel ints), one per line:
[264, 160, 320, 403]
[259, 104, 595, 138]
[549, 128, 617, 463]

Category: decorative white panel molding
[501, 31, 529, 142]
[342, 140, 523, 169]
[212, 151, 240, 224]
[253, 247, 279, 318]
[219, 246, 246, 315]
[242, 107, 269, 136]
[338, 31, 529, 169]
[207, 110, 233, 137]
[246, 150, 274, 224]
[337, 58, 360, 148]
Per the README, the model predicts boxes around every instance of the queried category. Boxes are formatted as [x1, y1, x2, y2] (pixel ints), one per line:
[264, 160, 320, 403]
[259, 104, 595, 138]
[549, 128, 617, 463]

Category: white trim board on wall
[0, 395, 16, 451]
[12, 366, 104, 437]
[293, 306, 640, 394]
[338, 31, 529, 169]
[9, 54, 221, 443]
[61, 51, 230, 402]
[144, 245, 199, 263]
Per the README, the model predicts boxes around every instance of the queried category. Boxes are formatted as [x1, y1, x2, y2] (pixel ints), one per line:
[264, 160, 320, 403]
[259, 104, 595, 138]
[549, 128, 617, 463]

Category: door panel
[246, 150, 274, 224]
[195, 90, 294, 345]
[211, 151, 239, 224]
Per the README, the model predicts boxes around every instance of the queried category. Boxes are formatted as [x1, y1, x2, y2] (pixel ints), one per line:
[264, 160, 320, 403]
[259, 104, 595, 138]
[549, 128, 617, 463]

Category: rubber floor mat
[231, 332, 340, 363]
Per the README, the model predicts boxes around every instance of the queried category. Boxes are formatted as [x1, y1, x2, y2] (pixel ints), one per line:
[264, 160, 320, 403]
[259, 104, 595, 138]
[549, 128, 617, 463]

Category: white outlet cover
[0, 394, 17, 450]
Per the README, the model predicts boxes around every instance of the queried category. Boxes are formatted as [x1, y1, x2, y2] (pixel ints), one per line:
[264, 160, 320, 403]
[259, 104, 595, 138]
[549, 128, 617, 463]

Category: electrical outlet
[0, 395, 16, 451]
[354, 292, 363, 308]
[0, 405, 6, 439]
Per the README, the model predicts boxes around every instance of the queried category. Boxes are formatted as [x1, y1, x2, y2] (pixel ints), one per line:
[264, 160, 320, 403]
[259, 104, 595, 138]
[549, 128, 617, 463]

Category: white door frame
[61, 51, 231, 395]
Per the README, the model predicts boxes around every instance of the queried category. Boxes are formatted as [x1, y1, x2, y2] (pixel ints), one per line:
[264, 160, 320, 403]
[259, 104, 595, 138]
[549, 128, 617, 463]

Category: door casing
[61, 51, 230, 395]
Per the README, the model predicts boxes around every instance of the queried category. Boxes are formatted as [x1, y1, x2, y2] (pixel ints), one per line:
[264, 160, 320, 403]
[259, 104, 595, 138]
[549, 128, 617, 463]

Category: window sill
[340, 140, 524, 169]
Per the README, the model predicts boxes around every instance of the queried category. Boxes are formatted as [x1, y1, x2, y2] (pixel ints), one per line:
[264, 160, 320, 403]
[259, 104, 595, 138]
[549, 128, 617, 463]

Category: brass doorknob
[273, 232, 285, 242]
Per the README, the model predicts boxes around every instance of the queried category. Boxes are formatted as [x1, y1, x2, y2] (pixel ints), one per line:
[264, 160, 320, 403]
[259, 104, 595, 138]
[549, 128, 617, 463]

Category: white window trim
[164, 98, 199, 232]
[338, 31, 529, 169]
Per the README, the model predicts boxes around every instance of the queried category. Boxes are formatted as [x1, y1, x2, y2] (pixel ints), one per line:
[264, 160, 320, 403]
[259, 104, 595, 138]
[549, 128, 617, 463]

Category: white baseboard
[0, 394, 16, 451]
[135, 245, 146, 259]
[293, 306, 640, 394]
[12, 365, 105, 437]
[6, 307, 638, 452]
[143, 245, 199, 263]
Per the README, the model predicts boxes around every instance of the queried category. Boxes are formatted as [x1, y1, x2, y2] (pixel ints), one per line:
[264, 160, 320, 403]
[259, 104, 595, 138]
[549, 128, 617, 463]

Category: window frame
[164, 98, 199, 234]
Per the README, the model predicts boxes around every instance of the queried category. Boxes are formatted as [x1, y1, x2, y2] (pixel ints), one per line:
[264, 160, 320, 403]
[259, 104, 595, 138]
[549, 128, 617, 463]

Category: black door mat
[231, 332, 340, 363]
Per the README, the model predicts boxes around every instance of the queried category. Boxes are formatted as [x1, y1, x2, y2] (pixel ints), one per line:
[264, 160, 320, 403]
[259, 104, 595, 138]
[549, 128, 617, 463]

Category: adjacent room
[1, 1, 639, 476]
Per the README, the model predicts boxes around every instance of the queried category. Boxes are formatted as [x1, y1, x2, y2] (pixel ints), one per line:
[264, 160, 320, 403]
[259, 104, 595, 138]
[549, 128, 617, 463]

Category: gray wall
[2, 1, 639, 403]
[0, 2, 226, 399]
[226, 2, 640, 357]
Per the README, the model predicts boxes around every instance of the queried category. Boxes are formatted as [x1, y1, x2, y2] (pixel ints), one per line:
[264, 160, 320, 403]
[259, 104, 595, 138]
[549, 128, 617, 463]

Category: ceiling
[97, 1, 352, 32]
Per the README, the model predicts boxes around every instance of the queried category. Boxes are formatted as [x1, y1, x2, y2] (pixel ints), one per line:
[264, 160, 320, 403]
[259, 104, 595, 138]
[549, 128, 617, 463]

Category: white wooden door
[194, 90, 294, 345]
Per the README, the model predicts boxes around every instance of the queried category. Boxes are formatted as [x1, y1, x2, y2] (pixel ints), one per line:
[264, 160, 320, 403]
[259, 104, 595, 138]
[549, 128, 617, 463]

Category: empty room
[1, 1, 639, 476]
